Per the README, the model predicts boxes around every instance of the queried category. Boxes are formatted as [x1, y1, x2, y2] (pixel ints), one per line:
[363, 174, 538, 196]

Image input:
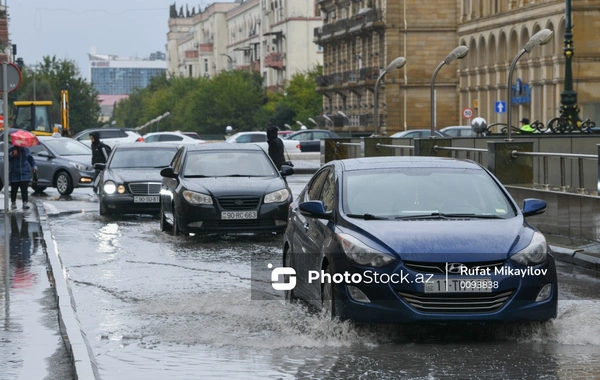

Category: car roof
[114, 142, 179, 149]
[185, 142, 264, 152]
[289, 129, 331, 135]
[440, 126, 473, 130]
[73, 128, 139, 136]
[335, 156, 482, 171]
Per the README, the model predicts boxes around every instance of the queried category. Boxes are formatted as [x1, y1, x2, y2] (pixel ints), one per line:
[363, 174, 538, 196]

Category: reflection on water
[9, 214, 36, 291]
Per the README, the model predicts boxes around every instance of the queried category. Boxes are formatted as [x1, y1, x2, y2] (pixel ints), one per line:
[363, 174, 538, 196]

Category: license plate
[221, 211, 258, 220]
[134, 196, 159, 203]
[424, 278, 492, 293]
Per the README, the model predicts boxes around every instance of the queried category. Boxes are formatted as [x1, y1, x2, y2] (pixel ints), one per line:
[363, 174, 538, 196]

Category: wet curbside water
[36, 200, 102, 380]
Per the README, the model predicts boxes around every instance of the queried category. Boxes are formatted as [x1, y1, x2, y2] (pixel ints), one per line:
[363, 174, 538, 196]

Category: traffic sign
[0, 63, 22, 93]
[495, 101, 507, 114]
[462, 107, 474, 119]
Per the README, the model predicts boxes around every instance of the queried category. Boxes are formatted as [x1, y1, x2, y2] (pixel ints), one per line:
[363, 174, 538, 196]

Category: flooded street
[47, 200, 600, 379]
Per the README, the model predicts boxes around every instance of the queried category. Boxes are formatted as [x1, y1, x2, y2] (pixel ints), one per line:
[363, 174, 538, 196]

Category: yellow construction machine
[11, 90, 70, 137]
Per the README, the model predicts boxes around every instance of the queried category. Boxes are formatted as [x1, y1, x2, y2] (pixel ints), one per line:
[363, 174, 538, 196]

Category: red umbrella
[10, 130, 39, 147]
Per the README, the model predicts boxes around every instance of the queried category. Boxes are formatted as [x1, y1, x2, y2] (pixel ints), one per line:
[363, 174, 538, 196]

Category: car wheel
[284, 250, 296, 303]
[172, 206, 181, 236]
[322, 266, 336, 319]
[56, 171, 74, 196]
[160, 208, 170, 232]
[32, 185, 47, 193]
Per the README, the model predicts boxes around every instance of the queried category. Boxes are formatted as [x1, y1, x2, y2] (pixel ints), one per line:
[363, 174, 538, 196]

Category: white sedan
[225, 131, 301, 153]
[142, 132, 206, 144]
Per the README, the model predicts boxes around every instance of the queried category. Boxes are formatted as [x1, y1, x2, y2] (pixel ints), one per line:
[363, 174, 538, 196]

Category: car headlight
[511, 231, 548, 266]
[264, 189, 290, 204]
[337, 233, 395, 267]
[70, 161, 91, 171]
[183, 190, 213, 205]
[103, 181, 116, 194]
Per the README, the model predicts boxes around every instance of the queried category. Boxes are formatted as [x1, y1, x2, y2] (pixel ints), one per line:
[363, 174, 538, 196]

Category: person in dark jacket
[8, 145, 37, 209]
[89, 131, 112, 193]
[266, 126, 285, 170]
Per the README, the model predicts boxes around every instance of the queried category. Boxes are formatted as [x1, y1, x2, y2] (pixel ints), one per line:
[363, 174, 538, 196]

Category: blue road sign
[495, 101, 507, 114]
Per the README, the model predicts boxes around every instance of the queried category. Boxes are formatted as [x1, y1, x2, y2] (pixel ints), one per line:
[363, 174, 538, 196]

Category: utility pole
[559, 0, 582, 127]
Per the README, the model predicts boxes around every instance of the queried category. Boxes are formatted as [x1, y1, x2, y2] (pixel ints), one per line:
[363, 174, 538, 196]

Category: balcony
[343, 70, 358, 83]
[264, 52, 284, 70]
[199, 43, 213, 53]
[315, 75, 330, 87]
[359, 67, 380, 81]
[185, 50, 199, 59]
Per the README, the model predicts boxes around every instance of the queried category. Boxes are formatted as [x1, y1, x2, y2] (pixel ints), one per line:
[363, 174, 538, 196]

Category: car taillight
[296, 144, 300, 149]
[136, 137, 144, 142]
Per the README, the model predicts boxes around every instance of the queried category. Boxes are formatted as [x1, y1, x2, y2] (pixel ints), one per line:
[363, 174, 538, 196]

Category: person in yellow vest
[519, 118, 536, 133]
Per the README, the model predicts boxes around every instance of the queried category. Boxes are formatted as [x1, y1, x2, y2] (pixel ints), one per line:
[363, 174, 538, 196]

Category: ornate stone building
[314, 0, 599, 135]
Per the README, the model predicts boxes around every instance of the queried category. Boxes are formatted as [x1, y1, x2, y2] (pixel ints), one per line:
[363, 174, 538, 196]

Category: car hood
[182, 176, 286, 197]
[342, 217, 532, 261]
[63, 155, 93, 166]
[104, 168, 164, 183]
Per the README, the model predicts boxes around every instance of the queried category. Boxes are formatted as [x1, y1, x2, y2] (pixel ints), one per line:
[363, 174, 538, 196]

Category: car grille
[404, 261, 505, 275]
[397, 290, 513, 313]
[129, 183, 161, 195]
[217, 197, 261, 210]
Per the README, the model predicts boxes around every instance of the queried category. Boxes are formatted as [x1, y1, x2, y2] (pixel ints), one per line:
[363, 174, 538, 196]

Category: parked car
[159, 143, 294, 235]
[142, 131, 206, 144]
[285, 129, 339, 152]
[95, 143, 179, 215]
[73, 128, 144, 148]
[390, 129, 445, 138]
[0, 135, 95, 196]
[282, 156, 557, 324]
[178, 131, 203, 140]
[439, 126, 483, 137]
[224, 131, 301, 153]
[278, 130, 295, 139]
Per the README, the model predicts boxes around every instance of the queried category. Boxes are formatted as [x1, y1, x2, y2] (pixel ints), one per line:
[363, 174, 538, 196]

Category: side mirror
[280, 165, 295, 176]
[94, 163, 106, 170]
[522, 198, 546, 217]
[38, 151, 52, 158]
[160, 167, 177, 178]
[299, 200, 333, 221]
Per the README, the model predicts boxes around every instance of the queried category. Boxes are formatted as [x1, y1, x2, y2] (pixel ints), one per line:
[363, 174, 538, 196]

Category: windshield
[109, 147, 177, 169]
[343, 168, 516, 219]
[183, 151, 277, 177]
[43, 139, 91, 156]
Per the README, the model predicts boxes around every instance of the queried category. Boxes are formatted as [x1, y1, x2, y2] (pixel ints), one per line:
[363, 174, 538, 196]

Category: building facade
[89, 51, 167, 96]
[166, 1, 323, 90]
[314, 0, 600, 135]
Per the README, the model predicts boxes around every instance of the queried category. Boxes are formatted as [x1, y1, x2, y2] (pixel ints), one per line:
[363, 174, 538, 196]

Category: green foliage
[16, 56, 101, 134]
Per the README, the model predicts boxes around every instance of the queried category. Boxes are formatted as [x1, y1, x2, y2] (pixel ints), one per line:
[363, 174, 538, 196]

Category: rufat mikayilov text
[460, 266, 548, 277]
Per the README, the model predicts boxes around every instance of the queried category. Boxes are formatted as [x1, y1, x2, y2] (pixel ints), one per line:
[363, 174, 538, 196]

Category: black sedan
[282, 157, 557, 324]
[159, 143, 294, 235]
[95, 143, 178, 215]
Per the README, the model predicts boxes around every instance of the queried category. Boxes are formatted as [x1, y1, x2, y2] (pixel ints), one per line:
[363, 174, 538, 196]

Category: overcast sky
[9, 0, 235, 80]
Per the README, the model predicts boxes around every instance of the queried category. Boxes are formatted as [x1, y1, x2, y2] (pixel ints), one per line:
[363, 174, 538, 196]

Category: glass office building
[89, 52, 167, 95]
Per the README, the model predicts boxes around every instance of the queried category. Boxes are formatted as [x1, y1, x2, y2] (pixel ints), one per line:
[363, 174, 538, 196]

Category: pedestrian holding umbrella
[10, 129, 39, 147]
[8, 130, 38, 210]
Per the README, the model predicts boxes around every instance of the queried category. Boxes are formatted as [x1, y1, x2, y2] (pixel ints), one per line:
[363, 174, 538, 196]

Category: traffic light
[12, 44, 17, 56]
[16, 58, 24, 71]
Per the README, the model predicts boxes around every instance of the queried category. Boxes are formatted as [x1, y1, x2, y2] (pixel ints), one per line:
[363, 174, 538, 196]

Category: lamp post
[559, 0, 581, 127]
[308, 118, 318, 127]
[323, 115, 334, 130]
[156, 112, 171, 132]
[373, 57, 407, 136]
[431, 46, 469, 137]
[506, 29, 553, 141]
[221, 54, 234, 70]
[296, 120, 307, 129]
[338, 111, 350, 133]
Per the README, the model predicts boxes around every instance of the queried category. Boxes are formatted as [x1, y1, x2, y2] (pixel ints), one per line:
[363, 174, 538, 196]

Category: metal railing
[375, 143, 414, 156]
[511, 150, 598, 193]
[434, 145, 487, 164]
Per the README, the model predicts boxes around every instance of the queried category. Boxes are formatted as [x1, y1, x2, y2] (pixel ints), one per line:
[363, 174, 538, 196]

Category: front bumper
[102, 193, 161, 214]
[328, 257, 558, 324]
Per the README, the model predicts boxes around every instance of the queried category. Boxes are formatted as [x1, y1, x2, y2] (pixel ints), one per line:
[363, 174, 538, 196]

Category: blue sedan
[282, 156, 557, 324]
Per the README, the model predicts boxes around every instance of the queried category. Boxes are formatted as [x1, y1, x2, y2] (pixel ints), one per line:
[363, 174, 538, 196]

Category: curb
[550, 244, 600, 271]
[37, 200, 101, 380]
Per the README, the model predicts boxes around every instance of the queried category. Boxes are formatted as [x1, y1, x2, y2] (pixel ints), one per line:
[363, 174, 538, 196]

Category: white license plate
[133, 196, 159, 203]
[221, 211, 258, 220]
[424, 278, 492, 293]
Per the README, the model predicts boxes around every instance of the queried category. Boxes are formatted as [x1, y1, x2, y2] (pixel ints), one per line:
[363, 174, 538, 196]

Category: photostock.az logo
[268, 263, 296, 291]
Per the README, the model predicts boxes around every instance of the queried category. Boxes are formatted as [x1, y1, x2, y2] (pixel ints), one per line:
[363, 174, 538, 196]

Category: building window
[205, 59, 209, 72]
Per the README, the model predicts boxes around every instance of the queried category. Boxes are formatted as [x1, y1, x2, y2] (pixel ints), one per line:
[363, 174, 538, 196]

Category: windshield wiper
[395, 212, 504, 220]
[184, 175, 210, 178]
[346, 213, 390, 220]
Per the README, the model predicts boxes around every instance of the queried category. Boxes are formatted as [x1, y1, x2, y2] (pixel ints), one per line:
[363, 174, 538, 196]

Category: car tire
[56, 171, 74, 196]
[284, 250, 296, 303]
[160, 208, 170, 232]
[32, 185, 47, 193]
[322, 266, 336, 319]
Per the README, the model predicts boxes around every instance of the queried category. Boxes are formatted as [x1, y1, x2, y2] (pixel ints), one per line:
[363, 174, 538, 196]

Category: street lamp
[283, 123, 291, 130]
[338, 111, 350, 133]
[296, 120, 307, 129]
[506, 29, 553, 141]
[373, 57, 407, 136]
[221, 53, 234, 70]
[431, 46, 469, 136]
[156, 112, 171, 132]
[308, 118, 318, 127]
[323, 115, 334, 130]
